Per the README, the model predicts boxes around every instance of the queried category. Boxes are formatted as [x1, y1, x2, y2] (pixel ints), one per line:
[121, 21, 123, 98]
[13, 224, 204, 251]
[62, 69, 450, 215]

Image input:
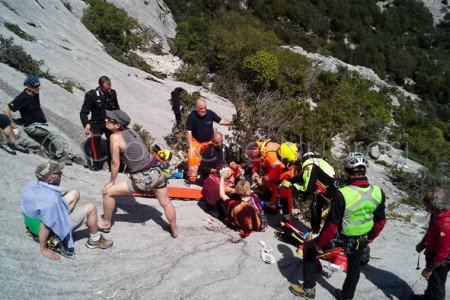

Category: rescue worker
[247, 140, 299, 224]
[296, 152, 336, 236]
[80, 76, 120, 171]
[289, 152, 386, 300]
[412, 187, 450, 300]
[185, 98, 232, 183]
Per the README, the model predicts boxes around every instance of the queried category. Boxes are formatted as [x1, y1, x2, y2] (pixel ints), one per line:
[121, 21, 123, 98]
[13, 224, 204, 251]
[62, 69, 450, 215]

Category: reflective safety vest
[299, 158, 335, 193]
[340, 185, 382, 236]
[302, 158, 335, 177]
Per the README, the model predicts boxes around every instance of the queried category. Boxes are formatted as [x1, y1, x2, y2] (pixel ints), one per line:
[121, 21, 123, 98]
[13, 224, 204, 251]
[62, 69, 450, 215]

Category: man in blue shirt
[20, 161, 113, 260]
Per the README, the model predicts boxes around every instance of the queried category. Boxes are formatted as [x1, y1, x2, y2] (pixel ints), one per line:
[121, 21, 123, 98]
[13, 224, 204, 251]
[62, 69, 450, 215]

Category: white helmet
[344, 152, 368, 169]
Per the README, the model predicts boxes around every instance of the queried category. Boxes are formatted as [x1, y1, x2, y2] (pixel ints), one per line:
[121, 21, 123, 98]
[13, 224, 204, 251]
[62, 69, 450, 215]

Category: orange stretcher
[131, 179, 202, 200]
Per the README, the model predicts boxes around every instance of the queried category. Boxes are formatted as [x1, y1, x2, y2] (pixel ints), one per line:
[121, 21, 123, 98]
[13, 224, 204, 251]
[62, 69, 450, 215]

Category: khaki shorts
[127, 168, 167, 193]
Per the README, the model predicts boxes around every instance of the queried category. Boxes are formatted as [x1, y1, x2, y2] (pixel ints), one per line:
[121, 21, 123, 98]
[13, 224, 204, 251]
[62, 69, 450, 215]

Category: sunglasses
[106, 118, 119, 125]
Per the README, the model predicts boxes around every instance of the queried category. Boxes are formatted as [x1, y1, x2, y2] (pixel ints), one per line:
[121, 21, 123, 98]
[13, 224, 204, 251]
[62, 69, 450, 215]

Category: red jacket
[424, 209, 450, 263]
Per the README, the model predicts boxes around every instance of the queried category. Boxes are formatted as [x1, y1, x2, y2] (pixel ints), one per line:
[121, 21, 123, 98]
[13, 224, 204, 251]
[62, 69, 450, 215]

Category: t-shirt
[185, 109, 221, 142]
[8, 90, 46, 126]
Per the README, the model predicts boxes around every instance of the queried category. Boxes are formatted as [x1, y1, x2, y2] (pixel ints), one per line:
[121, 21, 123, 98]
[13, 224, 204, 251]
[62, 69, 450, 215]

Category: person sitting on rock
[219, 168, 263, 238]
[0, 113, 29, 155]
[20, 161, 113, 260]
[3, 75, 83, 165]
[98, 110, 179, 238]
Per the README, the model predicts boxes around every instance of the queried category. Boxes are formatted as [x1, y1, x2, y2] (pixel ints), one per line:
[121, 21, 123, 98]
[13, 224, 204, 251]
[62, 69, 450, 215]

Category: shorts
[0, 114, 11, 130]
[127, 167, 167, 193]
[70, 205, 86, 231]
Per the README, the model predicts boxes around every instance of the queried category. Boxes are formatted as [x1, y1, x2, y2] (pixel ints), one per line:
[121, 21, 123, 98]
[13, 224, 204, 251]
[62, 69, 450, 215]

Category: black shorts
[0, 114, 11, 130]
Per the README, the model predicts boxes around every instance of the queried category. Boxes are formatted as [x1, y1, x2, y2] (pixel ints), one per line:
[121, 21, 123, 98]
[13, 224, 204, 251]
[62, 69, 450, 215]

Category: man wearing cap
[99, 110, 179, 238]
[80, 76, 120, 170]
[20, 161, 113, 260]
[3, 75, 82, 165]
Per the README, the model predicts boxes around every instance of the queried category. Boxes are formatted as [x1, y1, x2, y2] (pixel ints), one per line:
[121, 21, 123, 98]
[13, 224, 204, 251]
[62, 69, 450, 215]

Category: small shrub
[164, 89, 200, 150]
[242, 50, 279, 87]
[82, 0, 163, 76]
[4, 22, 36, 41]
[60, 78, 85, 93]
[0, 35, 42, 74]
[63, 1, 72, 12]
[132, 123, 154, 153]
[176, 64, 207, 86]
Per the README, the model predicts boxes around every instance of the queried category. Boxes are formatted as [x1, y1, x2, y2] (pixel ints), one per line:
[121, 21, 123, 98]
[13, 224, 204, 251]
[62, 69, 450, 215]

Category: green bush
[175, 64, 208, 86]
[164, 90, 200, 150]
[242, 50, 279, 87]
[4, 22, 35, 42]
[0, 35, 42, 75]
[389, 167, 450, 210]
[82, 0, 163, 76]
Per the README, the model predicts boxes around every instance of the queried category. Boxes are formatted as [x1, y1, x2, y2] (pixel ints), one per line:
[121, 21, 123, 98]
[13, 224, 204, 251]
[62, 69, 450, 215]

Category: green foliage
[132, 123, 154, 153]
[164, 90, 200, 150]
[392, 104, 449, 166]
[4, 22, 35, 42]
[242, 50, 279, 86]
[175, 64, 208, 86]
[82, 0, 164, 77]
[274, 49, 310, 97]
[60, 78, 85, 93]
[389, 167, 450, 210]
[0, 35, 42, 75]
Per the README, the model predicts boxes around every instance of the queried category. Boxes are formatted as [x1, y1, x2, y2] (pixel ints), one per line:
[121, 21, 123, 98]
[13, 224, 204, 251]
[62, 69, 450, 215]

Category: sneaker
[289, 283, 316, 299]
[0, 142, 16, 155]
[85, 234, 113, 249]
[10, 142, 29, 153]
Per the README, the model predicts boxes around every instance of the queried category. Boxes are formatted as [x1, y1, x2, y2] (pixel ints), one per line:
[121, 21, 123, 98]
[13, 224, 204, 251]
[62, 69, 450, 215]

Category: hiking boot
[0, 142, 16, 155]
[334, 289, 352, 300]
[10, 142, 29, 153]
[85, 234, 113, 249]
[59, 154, 73, 165]
[289, 283, 315, 299]
[410, 295, 426, 300]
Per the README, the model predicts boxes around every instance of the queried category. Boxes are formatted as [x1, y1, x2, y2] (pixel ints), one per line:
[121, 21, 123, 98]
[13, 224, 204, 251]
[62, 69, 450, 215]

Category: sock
[90, 233, 100, 242]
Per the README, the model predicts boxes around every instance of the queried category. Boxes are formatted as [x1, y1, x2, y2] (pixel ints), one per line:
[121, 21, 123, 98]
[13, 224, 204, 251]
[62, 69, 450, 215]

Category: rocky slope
[0, 1, 433, 299]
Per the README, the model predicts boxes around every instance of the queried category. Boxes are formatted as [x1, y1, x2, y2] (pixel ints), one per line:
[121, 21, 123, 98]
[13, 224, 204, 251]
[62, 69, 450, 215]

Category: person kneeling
[20, 161, 112, 260]
[219, 169, 263, 238]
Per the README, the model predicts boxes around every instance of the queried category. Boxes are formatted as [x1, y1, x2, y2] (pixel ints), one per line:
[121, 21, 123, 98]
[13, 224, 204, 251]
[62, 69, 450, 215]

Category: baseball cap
[106, 110, 130, 127]
[35, 161, 65, 180]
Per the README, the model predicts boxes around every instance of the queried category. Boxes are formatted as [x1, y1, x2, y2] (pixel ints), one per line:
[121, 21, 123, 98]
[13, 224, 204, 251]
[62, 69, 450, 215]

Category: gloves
[281, 180, 292, 188]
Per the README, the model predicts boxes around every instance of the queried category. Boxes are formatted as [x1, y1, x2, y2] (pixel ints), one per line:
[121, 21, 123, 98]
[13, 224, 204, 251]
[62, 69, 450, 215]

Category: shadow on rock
[114, 195, 171, 235]
[362, 264, 414, 299]
[277, 243, 337, 297]
[277, 243, 302, 284]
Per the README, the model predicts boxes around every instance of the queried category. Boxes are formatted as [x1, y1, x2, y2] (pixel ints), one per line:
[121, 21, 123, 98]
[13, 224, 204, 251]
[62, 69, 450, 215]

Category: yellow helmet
[277, 142, 298, 164]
